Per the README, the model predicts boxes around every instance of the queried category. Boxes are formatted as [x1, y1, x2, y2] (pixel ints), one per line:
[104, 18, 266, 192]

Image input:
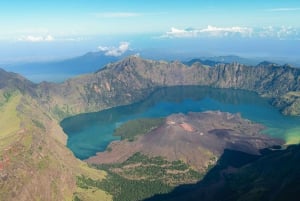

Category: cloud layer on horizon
[161, 25, 300, 40]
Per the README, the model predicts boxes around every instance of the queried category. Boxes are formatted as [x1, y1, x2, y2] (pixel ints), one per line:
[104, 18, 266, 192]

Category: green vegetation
[76, 173, 172, 201]
[73, 163, 112, 201]
[37, 156, 50, 170]
[52, 104, 74, 120]
[3, 91, 13, 102]
[114, 118, 165, 141]
[73, 195, 82, 201]
[73, 187, 111, 201]
[77, 153, 202, 201]
[0, 90, 15, 107]
[32, 119, 46, 130]
[101, 153, 202, 185]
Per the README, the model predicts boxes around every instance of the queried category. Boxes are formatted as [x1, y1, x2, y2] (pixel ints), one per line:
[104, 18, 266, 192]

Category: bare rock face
[86, 111, 283, 172]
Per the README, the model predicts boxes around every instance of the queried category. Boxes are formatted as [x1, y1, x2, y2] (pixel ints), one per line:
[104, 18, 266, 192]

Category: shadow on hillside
[143, 145, 300, 201]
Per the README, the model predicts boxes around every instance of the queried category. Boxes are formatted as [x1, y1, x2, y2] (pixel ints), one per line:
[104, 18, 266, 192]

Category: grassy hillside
[0, 88, 111, 201]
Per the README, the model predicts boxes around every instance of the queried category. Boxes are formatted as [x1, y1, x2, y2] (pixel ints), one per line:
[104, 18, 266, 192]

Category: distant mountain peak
[97, 55, 146, 73]
[256, 61, 279, 67]
[115, 55, 144, 66]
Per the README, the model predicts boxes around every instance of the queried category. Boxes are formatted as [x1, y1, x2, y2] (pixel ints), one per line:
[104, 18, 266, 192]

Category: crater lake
[61, 86, 300, 159]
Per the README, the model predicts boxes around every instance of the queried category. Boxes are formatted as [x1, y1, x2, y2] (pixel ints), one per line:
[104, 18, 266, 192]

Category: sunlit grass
[74, 187, 112, 201]
[0, 91, 21, 148]
[78, 162, 107, 180]
[285, 127, 300, 145]
[75, 162, 112, 200]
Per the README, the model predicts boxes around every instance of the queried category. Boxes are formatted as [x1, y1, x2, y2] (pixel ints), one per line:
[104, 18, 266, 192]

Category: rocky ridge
[36, 56, 300, 119]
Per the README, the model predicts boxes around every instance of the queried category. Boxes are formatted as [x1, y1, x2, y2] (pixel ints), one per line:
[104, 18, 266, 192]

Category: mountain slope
[0, 69, 111, 201]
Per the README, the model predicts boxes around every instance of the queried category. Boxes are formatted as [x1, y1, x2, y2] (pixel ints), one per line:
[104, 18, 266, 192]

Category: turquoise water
[61, 86, 300, 160]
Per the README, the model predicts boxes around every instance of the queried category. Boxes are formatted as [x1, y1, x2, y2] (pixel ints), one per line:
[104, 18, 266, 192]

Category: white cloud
[98, 42, 130, 57]
[18, 35, 55, 42]
[45, 35, 54, 41]
[162, 25, 253, 38]
[200, 25, 253, 37]
[92, 12, 141, 18]
[165, 27, 198, 38]
[266, 7, 300, 12]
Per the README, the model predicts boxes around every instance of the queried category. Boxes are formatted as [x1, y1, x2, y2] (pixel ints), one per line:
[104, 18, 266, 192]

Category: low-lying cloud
[18, 35, 54, 42]
[98, 42, 130, 57]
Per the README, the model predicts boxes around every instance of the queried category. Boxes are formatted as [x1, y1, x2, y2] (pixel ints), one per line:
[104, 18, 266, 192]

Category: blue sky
[1, 0, 300, 36]
[0, 0, 300, 63]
